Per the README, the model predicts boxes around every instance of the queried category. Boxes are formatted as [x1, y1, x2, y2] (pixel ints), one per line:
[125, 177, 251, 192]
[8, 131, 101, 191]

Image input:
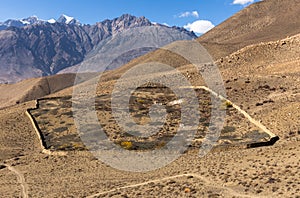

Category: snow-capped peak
[22, 16, 39, 24]
[20, 20, 30, 25]
[0, 14, 81, 30]
[57, 14, 78, 25]
[47, 19, 56, 24]
[63, 14, 74, 24]
[0, 16, 42, 30]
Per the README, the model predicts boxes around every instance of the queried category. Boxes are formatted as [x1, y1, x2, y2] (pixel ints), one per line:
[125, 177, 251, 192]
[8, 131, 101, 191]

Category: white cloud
[232, 0, 255, 5]
[178, 11, 199, 18]
[184, 20, 215, 34]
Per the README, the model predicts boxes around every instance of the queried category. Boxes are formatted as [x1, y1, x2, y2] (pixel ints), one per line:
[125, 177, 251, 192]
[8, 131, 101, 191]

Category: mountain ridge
[0, 14, 196, 84]
[0, 14, 80, 30]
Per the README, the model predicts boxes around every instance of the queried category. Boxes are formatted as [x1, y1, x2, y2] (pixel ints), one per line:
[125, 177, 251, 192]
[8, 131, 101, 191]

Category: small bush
[225, 101, 233, 108]
[220, 100, 233, 110]
[156, 141, 166, 149]
[120, 141, 133, 150]
[136, 99, 145, 103]
[72, 142, 85, 150]
[58, 143, 71, 150]
[53, 127, 68, 133]
[222, 126, 236, 133]
[184, 187, 191, 193]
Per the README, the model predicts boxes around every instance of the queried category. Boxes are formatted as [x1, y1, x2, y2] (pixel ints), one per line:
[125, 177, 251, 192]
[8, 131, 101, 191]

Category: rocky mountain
[59, 25, 196, 74]
[0, 14, 196, 83]
[56, 14, 80, 25]
[0, 16, 41, 30]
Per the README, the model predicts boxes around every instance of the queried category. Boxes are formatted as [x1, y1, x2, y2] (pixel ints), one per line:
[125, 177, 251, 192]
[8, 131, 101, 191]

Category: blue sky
[0, 0, 261, 34]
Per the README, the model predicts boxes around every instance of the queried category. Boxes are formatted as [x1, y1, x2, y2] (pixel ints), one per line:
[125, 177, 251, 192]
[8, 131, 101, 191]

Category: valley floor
[0, 88, 299, 197]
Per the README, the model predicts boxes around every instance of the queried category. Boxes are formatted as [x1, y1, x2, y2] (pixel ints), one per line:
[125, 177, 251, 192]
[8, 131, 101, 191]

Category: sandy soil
[0, 110, 299, 197]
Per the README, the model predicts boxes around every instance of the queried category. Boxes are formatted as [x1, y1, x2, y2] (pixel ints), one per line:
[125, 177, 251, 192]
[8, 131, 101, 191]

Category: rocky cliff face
[0, 14, 196, 83]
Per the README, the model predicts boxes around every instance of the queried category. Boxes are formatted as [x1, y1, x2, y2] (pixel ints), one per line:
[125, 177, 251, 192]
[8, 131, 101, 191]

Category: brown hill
[219, 33, 300, 75]
[198, 0, 300, 59]
[218, 34, 300, 135]
[0, 73, 94, 109]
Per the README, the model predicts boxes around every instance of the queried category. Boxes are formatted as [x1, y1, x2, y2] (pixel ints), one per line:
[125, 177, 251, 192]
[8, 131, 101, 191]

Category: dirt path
[1, 164, 29, 198]
[87, 173, 269, 198]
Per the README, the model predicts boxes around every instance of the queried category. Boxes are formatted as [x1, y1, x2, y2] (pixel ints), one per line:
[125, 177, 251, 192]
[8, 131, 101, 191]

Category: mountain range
[0, 14, 196, 83]
[0, 15, 80, 30]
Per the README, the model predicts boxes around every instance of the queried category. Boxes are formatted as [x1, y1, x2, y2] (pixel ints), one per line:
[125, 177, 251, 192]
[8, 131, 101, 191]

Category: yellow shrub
[156, 141, 166, 149]
[137, 99, 145, 103]
[225, 100, 233, 108]
[72, 142, 84, 149]
[220, 100, 233, 110]
[120, 141, 133, 150]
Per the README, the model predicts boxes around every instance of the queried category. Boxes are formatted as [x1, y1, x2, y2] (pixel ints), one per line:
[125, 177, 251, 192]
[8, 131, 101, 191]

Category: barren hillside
[198, 0, 300, 59]
[0, 73, 95, 109]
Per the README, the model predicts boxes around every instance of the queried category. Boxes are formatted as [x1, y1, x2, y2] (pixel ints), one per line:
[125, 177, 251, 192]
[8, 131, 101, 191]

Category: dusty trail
[87, 173, 270, 198]
[1, 164, 29, 198]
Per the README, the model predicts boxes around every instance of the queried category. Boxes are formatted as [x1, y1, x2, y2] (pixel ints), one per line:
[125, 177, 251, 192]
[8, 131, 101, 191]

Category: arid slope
[0, 73, 88, 109]
[198, 0, 300, 59]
